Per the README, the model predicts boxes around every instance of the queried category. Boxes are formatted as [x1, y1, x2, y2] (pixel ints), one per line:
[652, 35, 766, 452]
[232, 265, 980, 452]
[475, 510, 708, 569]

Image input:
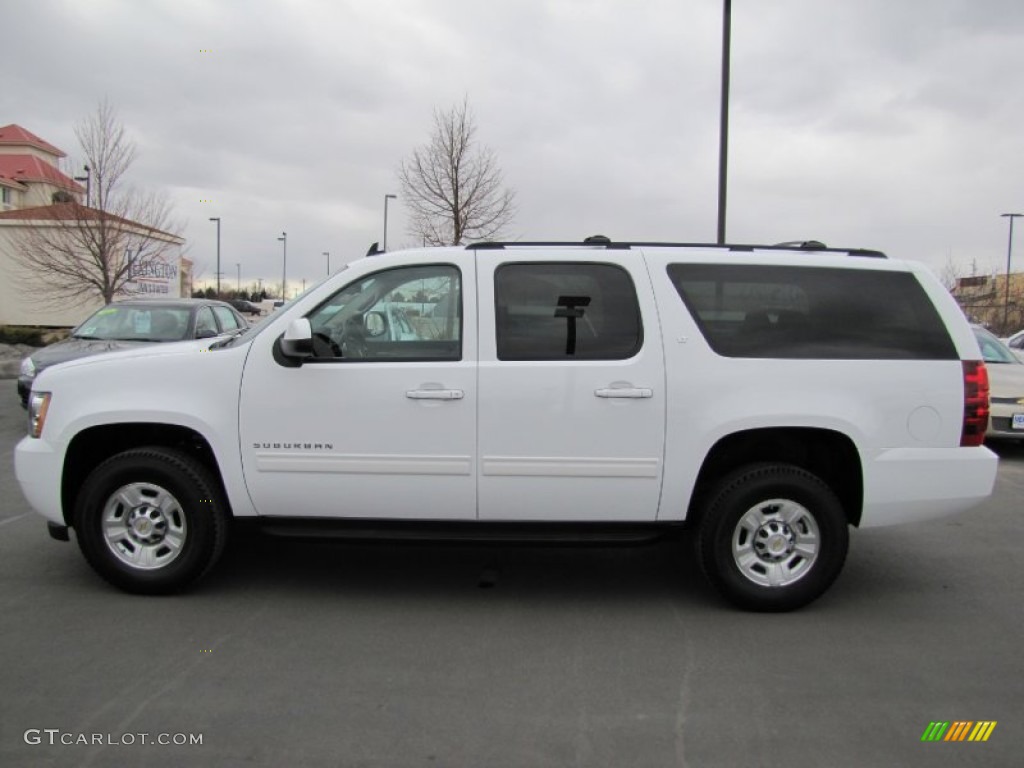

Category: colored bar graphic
[945, 721, 972, 741]
[969, 722, 997, 742]
[921, 721, 996, 742]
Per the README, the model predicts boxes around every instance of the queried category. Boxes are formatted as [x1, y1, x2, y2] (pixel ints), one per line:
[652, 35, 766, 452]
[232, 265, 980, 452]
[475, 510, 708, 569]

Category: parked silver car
[18, 298, 247, 406]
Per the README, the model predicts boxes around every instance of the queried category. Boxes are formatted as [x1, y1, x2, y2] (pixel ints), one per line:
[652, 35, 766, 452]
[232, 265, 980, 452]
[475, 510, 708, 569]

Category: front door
[239, 256, 476, 520]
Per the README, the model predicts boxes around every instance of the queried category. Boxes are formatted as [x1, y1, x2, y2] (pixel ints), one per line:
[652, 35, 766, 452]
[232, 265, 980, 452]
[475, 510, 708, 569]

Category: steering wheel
[311, 331, 342, 358]
[340, 316, 369, 359]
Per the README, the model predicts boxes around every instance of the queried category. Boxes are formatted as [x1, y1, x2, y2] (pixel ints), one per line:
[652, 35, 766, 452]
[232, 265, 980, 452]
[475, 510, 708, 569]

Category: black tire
[73, 447, 229, 594]
[697, 463, 849, 612]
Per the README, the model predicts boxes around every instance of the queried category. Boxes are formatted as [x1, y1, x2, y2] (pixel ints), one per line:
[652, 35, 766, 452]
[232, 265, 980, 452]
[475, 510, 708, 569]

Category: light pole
[383, 194, 397, 252]
[278, 232, 287, 299]
[323, 251, 330, 275]
[209, 217, 221, 295]
[236, 263, 241, 293]
[717, 0, 732, 244]
[1001, 213, 1023, 331]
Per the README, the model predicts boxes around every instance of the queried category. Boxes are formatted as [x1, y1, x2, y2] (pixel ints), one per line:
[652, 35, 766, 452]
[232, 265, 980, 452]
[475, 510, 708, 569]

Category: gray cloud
[4, 0, 1024, 291]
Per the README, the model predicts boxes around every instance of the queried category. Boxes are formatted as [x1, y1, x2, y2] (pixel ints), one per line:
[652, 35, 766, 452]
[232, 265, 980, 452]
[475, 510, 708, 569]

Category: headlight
[19, 356, 36, 378]
[28, 392, 51, 438]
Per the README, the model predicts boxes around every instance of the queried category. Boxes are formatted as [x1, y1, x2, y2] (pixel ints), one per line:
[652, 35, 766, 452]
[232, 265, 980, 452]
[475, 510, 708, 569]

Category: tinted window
[306, 265, 461, 361]
[667, 264, 957, 360]
[495, 263, 642, 361]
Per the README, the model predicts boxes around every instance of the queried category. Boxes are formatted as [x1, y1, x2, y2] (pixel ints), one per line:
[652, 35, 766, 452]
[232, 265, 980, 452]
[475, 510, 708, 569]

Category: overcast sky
[5, 0, 1024, 295]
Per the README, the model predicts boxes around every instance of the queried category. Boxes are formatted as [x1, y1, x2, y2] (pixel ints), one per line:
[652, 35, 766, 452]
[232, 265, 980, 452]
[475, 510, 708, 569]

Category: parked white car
[15, 238, 998, 611]
[975, 326, 1024, 440]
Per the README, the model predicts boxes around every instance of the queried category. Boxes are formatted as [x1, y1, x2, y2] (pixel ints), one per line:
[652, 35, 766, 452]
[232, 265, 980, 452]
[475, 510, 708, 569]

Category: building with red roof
[0, 124, 84, 211]
[0, 125, 185, 326]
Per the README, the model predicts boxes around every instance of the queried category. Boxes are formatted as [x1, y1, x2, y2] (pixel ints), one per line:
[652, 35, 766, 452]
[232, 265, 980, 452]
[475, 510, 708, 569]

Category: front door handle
[594, 387, 653, 399]
[406, 389, 464, 400]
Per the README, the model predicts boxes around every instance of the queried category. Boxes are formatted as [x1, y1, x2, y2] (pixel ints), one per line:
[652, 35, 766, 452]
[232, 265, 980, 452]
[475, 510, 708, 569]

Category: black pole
[1002, 213, 1022, 331]
[717, 0, 732, 245]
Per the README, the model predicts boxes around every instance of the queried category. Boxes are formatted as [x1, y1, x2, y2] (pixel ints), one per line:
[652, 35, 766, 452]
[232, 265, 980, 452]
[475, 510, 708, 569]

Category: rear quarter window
[667, 264, 957, 360]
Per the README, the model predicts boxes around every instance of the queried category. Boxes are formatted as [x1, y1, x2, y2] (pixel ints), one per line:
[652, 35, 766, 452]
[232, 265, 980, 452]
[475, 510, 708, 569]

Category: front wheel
[73, 448, 229, 594]
[697, 463, 849, 612]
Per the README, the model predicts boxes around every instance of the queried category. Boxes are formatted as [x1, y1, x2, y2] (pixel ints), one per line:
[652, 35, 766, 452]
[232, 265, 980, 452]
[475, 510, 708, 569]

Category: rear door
[476, 251, 666, 521]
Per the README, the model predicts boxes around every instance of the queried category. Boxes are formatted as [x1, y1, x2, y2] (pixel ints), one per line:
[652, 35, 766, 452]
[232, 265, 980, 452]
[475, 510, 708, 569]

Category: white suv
[14, 239, 999, 610]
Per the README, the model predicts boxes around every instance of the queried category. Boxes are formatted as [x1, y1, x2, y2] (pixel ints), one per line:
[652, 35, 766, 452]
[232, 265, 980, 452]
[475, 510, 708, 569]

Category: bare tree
[398, 98, 515, 246]
[12, 99, 182, 305]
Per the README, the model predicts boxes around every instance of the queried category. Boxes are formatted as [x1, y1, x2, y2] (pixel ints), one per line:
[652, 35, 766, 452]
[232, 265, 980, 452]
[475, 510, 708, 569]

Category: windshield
[74, 305, 191, 342]
[973, 328, 1020, 364]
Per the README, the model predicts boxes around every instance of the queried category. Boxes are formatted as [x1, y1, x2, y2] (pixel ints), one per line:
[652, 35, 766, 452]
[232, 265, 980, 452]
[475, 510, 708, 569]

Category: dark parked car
[17, 298, 247, 406]
[228, 299, 262, 316]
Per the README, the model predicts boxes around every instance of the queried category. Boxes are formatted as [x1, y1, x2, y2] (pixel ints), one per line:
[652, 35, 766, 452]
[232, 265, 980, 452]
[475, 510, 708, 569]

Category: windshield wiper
[208, 334, 242, 350]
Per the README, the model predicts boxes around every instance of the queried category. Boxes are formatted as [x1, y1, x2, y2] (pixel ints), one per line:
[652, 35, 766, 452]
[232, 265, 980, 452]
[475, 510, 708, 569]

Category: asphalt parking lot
[0, 395, 1022, 768]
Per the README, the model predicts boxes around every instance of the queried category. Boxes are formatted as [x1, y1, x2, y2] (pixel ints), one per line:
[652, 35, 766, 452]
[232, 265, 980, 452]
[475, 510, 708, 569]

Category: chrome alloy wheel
[731, 499, 820, 588]
[101, 482, 188, 570]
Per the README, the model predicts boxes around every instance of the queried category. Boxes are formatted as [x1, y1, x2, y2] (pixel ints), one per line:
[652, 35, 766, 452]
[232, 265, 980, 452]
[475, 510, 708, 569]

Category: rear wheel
[698, 463, 849, 611]
[73, 448, 228, 594]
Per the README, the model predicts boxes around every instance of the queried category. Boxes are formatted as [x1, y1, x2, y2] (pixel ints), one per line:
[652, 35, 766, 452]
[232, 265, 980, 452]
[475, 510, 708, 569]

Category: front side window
[495, 263, 642, 361]
[667, 264, 958, 360]
[306, 265, 461, 361]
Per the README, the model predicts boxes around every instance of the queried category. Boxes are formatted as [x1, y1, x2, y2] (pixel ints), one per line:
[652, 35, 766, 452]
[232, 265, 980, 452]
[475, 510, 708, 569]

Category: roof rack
[465, 237, 887, 259]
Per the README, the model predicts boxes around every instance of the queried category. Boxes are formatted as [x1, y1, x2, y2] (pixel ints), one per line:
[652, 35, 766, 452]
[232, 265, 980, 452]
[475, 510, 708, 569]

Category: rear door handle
[406, 389, 464, 400]
[594, 387, 653, 399]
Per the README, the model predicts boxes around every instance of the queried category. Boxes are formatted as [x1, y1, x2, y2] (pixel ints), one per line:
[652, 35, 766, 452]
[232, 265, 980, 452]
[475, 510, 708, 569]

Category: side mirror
[280, 318, 313, 359]
[364, 310, 388, 338]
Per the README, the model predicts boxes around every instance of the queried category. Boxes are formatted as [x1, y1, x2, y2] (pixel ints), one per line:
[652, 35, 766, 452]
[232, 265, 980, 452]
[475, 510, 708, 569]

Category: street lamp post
[209, 217, 221, 295]
[323, 251, 330, 275]
[278, 232, 287, 300]
[1001, 213, 1023, 332]
[236, 263, 241, 293]
[383, 194, 397, 252]
[716, 0, 732, 244]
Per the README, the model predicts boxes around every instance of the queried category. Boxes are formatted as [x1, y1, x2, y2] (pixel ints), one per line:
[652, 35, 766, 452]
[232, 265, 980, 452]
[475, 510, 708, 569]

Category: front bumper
[14, 435, 66, 526]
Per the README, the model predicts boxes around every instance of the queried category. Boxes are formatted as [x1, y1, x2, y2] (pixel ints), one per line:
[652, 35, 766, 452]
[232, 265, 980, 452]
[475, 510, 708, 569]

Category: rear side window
[667, 264, 957, 360]
[213, 306, 241, 332]
[495, 263, 642, 360]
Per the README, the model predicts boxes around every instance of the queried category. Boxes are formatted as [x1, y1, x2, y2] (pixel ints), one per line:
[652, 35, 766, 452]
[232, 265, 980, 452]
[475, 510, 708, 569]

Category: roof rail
[465, 238, 887, 258]
[774, 239, 827, 250]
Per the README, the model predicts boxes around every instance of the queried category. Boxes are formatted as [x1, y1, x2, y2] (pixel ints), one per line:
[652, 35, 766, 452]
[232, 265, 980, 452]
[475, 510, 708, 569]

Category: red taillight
[961, 360, 990, 447]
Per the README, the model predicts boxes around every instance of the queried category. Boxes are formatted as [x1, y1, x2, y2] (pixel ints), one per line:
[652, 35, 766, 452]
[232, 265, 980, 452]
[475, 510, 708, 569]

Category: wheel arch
[688, 427, 863, 528]
[61, 423, 230, 527]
